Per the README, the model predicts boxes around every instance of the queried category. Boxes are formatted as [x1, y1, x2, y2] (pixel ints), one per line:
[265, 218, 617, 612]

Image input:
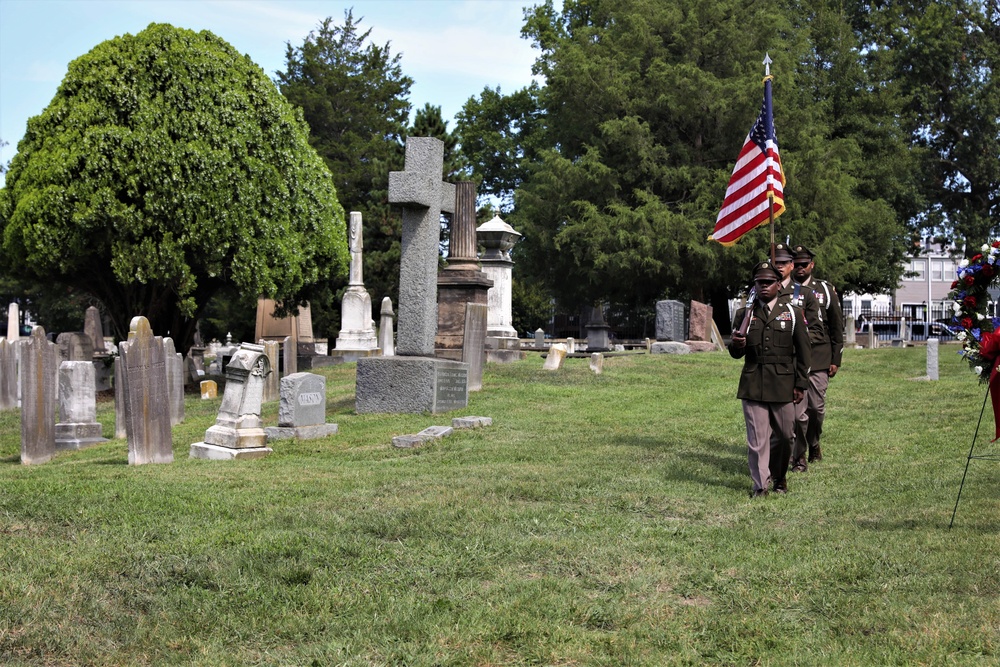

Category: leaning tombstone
[0, 337, 16, 410]
[264, 372, 338, 441]
[55, 360, 108, 450]
[190, 343, 273, 459]
[119, 316, 173, 464]
[543, 343, 568, 371]
[20, 326, 58, 464]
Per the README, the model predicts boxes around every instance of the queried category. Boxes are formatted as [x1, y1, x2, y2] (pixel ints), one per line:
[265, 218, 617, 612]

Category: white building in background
[891, 241, 961, 323]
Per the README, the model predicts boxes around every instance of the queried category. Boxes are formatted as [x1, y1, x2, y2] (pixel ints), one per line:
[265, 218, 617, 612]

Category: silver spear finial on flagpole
[763, 53, 772, 77]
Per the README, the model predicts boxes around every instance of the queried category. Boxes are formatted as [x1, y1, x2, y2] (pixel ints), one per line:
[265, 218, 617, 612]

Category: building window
[932, 259, 956, 281]
[905, 259, 926, 281]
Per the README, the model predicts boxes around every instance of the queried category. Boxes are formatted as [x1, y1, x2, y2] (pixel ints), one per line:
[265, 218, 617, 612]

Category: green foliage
[409, 103, 464, 178]
[511, 276, 553, 335]
[277, 11, 412, 322]
[0, 23, 347, 350]
[458, 0, 918, 314]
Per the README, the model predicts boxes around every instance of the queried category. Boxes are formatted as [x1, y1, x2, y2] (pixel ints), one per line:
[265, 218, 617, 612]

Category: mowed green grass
[1, 345, 999, 666]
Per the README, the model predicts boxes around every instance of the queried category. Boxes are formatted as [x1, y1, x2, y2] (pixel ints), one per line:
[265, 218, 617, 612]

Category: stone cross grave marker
[388, 137, 456, 356]
[20, 326, 58, 464]
[119, 316, 173, 464]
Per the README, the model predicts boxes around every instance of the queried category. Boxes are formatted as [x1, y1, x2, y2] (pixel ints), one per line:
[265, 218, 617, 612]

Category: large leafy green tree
[277, 11, 412, 324]
[458, 0, 918, 324]
[859, 0, 999, 253]
[0, 23, 348, 350]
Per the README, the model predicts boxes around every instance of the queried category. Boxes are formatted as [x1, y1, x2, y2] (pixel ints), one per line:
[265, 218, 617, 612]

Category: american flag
[709, 77, 785, 245]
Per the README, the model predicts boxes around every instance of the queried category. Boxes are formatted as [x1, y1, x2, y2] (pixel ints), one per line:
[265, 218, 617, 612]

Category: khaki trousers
[792, 370, 830, 463]
[742, 399, 795, 493]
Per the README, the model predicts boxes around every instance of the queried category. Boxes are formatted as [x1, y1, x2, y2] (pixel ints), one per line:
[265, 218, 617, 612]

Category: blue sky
[0, 0, 548, 178]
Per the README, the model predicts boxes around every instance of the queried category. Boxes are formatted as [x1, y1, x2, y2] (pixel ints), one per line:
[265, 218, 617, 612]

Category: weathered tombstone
[355, 137, 470, 414]
[585, 305, 612, 352]
[260, 339, 280, 402]
[190, 343, 272, 459]
[83, 306, 107, 353]
[566, 337, 576, 354]
[687, 300, 713, 342]
[55, 361, 107, 450]
[119, 317, 173, 465]
[927, 337, 939, 381]
[452, 416, 492, 429]
[264, 372, 338, 440]
[282, 335, 297, 377]
[590, 352, 604, 375]
[113, 357, 127, 439]
[845, 316, 856, 345]
[0, 337, 16, 410]
[534, 328, 545, 346]
[477, 215, 522, 344]
[651, 341, 691, 355]
[655, 300, 686, 341]
[335, 211, 378, 353]
[20, 326, 58, 464]
[436, 182, 492, 359]
[462, 303, 488, 392]
[56, 331, 94, 363]
[184, 354, 201, 385]
[543, 343, 568, 371]
[200, 380, 218, 400]
[379, 298, 395, 357]
[7, 303, 20, 342]
[163, 337, 184, 426]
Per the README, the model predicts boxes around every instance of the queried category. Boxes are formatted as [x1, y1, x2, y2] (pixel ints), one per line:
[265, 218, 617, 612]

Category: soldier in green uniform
[790, 244, 844, 469]
[729, 261, 812, 497]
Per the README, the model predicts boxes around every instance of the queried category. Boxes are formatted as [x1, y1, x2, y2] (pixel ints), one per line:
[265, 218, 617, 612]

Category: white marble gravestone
[0, 337, 16, 410]
[190, 343, 272, 459]
[379, 297, 395, 357]
[335, 211, 377, 352]
[55, 360, 108, 450]
[119, 317, 173, 465]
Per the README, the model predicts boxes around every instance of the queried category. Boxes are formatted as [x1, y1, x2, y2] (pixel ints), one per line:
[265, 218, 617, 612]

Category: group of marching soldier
[728, 243, 845, 497]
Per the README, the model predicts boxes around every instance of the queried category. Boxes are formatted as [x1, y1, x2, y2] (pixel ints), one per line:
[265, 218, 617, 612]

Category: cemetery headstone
[462, 303, 488, 392]
[452, 416, 492, 429]
[56, 331, 93, 363]
[590, 353, 604, 375]
[114, 356, 126, 439]
[163, 337, 184, 426]
[335, 211, 378, 353]
[566, 337, 576, 354]
[543, 343, 568, 370]
[119, 316, 173, 465]
[0, 337, 16, 410]
[190, 343, 272, 459]
[651, 341, 691, 355]
[436, 181, 492, 359]
[379, 297, 395, 357]
[655, 300, 686, 342]
[476, 214, 522, 343]
[927, 337, 939, 381]
[261, 339, 280, 402]
[184, 354, 202, 385]
[55, 360, 107, 450]
[687, 300, 713, 342]
[355, 137, 470, 414]
[264, 372, 338, 440]
[845, 317, 856, 345]
[534, 329, 545, 346]
[20, 326, 58, 464]
[7, 303, 20, 342]
[585, 305, 612, 352]
[282, 335, 297, 376]
[83, 305, 107, 353]
[200, 380, 218, 399]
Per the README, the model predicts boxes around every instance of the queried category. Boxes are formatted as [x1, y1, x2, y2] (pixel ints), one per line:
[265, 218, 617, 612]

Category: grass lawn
[1, 345, 999, 665]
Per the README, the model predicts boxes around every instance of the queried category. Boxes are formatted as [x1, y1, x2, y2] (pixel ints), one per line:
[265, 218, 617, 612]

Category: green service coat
[729, 300, 812, 403]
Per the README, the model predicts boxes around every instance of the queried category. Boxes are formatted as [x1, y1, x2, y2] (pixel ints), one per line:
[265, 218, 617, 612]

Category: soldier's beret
[772, 243, 794, 261]
[752, 261, 781, 281]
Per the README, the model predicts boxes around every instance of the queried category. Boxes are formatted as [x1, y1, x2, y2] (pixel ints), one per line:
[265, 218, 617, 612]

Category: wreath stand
[949, 386, 996, 528]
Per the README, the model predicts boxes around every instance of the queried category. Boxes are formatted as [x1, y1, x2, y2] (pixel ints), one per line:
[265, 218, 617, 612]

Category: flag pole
[764, 53, 776, 264]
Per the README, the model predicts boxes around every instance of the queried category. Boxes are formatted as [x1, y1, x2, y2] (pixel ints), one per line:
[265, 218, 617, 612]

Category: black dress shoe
[791, 459, 808, 473]
[808, 446, 823, 462]
[772, 480, 788, 494]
